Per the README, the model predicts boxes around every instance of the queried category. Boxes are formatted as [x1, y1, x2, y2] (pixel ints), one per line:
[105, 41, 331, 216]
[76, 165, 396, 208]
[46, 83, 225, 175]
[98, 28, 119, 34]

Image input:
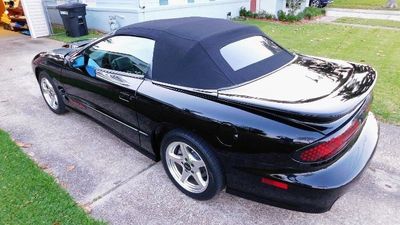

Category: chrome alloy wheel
[165, 141, 209, 193]
[41, 77, 59, 110]
[310, 0, 320, 7]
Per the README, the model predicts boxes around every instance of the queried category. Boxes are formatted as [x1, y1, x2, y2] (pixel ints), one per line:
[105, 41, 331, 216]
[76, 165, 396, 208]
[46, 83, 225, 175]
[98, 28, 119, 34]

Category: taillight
[261, 177, 288, 190]
[296, 120, 361, 163]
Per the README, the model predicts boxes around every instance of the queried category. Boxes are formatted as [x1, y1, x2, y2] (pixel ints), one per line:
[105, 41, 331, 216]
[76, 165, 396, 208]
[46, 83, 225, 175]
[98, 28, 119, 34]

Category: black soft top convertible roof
[115, 17, 293, 89]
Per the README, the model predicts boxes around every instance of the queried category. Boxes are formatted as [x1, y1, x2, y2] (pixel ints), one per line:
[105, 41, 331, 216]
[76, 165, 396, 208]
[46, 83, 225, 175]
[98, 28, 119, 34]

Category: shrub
[257, 10, 275, 19]
[239, 7, 253, 17]
[288, 14, 302, 22]
[245, 10, 254, 17]
[277, 10, 287, 21]
[239, 7, 276, 20]
[302, 7, 326, 19]
[265, 13, 275, 20]
[239, 7, 247, 17]
[257, 10, 266, 19]
[240, 6, 324, 22]
[277, 10, 303, 22]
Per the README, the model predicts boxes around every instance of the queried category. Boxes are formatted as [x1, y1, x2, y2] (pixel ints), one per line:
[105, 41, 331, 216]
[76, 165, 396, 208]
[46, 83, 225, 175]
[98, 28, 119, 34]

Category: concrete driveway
[0, 35, 399, 225]
[326, 8, 400, 21]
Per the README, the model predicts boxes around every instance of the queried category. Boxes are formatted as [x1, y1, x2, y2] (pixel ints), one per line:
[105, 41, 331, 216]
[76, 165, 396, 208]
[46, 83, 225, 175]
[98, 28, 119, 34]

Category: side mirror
[71, 55, 85, 68]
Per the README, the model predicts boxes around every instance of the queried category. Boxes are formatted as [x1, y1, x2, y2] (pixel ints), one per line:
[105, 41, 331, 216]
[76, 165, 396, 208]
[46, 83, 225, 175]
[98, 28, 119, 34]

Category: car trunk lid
[217, 55, 377, 124]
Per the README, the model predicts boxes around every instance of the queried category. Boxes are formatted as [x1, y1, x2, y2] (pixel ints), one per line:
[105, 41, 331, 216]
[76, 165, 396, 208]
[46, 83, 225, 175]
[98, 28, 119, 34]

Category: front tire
[39, 72, 66, 114]
[161, 129, 225, 200]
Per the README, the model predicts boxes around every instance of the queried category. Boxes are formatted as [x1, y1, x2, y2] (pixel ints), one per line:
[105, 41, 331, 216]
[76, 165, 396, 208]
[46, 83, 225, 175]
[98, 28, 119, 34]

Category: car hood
[61, 39, 94, 49]
[42, 39, 95, 59]
[52, 48, 75, 57]
[36, 48, 75, 63]
[218, 55, 377, 123]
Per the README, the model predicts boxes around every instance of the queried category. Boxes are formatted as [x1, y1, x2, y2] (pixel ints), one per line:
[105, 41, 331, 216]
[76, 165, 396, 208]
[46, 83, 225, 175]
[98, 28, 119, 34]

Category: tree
[387, 0, 398, 8]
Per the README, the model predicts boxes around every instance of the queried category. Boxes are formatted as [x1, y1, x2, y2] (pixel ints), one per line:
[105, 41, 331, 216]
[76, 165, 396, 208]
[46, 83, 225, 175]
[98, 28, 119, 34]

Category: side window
[84, 36, 155, 76]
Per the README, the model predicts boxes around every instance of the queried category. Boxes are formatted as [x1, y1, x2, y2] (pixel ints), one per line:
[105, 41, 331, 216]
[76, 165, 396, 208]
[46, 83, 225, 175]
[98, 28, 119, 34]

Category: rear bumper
[226, 112, 379, 213]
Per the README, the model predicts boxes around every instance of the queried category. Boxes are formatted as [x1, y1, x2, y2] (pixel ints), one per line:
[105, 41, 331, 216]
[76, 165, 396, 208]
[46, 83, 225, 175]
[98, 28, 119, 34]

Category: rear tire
[39, 72, 66, 114]
[161, 129, 225, 200]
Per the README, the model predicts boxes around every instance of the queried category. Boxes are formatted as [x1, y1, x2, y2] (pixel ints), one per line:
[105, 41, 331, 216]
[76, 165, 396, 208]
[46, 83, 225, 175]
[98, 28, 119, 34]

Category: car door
[60, 35, 155, 149]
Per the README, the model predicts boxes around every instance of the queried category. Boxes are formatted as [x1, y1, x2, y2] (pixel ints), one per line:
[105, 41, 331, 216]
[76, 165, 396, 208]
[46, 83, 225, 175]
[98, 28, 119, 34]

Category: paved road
[0, 34, 399, 225]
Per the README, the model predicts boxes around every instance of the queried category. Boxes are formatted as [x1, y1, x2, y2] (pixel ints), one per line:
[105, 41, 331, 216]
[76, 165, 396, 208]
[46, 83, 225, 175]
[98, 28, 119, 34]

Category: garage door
[21, 0, 50, 38]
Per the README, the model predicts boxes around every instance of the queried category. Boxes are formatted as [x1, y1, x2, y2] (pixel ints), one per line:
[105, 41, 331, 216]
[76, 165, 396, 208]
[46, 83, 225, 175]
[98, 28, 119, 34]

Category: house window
[160, 0, 168, 5]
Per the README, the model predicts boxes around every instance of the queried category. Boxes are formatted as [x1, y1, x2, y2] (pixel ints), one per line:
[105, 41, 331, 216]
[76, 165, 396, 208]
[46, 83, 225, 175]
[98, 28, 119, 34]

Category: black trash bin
[56, 3, 88, 37]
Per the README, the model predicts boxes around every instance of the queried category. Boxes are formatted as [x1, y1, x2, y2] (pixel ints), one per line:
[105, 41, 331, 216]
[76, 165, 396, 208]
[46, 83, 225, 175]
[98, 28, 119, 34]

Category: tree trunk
[387, 0, 398, 8]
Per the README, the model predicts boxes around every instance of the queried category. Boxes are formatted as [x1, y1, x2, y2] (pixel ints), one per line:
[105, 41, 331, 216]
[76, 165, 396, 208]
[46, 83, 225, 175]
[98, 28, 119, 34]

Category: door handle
[119, 92, 132, 103]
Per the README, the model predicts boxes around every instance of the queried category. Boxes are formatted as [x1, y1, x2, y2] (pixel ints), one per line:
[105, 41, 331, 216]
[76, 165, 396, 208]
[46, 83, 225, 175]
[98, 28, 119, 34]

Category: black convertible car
[32, 17, 378, 213]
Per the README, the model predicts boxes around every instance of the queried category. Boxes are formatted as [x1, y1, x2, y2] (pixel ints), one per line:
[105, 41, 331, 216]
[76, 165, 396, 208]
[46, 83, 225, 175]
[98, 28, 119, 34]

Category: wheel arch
[151, 123, 210, 161]
[151, 122, 179, 161]
[35, 67, 43, 81]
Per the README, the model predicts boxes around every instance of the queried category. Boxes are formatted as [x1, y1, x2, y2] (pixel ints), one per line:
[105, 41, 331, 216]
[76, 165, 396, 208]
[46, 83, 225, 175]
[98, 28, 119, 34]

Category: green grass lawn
[244, 19, 400, 124]
[50, 24, 104, 43]
[0, 130, 104, 225]
[330, 0, 394, 10]
[335, 17, 400, 28]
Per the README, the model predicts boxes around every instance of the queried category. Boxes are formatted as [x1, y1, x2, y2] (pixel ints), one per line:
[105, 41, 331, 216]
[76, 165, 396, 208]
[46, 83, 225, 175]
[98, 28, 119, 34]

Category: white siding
[95, 0, 139, 8]
[45, 0, 140, 8]
[259, 0, 279, 14]
[144, 0, 216, 8]
[44, 0, 249, 32]
[257, 0, 311, 15]
[22, 0, 51, 38]
[281, 0, 309, 14]
[139, 0, 248, 21]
